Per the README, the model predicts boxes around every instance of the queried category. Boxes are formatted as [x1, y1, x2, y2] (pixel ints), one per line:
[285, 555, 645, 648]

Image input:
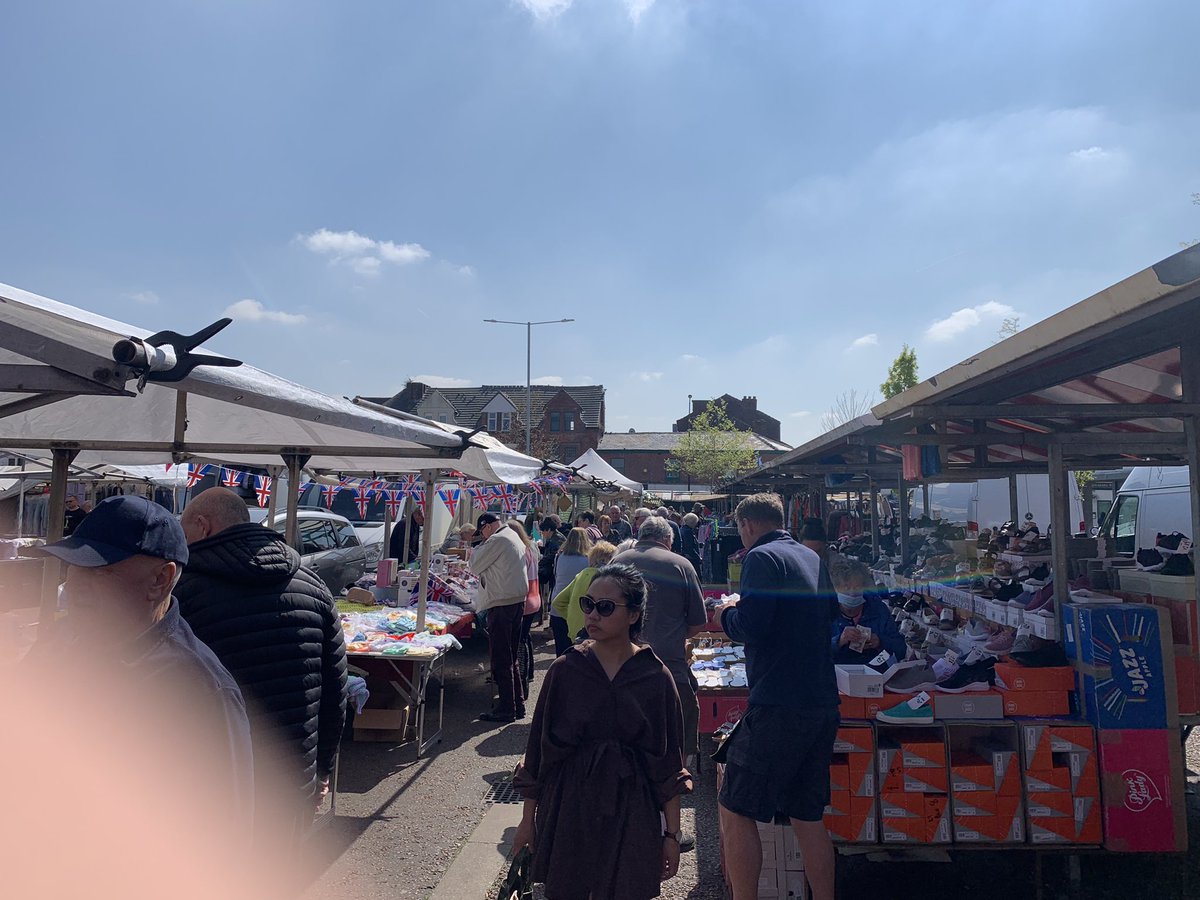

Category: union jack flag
[353, 486, 372, 519]
[320, 483, 341, 508]
[186, 464, 210, 488]
[501, 491, 519, 515]
[413, 488, 426, 511]
[383, 489, 404, 519]
[528, 479, 544, 496]
[437, 487, 461, 517]
[255, 475, 272, 508]
[467, 486, 489, 510]
[220, 468, 242, 488]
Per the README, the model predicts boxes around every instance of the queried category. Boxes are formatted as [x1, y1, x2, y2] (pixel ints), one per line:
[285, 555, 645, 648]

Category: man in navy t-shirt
[716, 493, 838, 900]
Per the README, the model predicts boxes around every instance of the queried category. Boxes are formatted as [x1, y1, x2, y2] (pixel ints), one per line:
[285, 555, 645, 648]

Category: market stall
[713, 244, 1200, 888]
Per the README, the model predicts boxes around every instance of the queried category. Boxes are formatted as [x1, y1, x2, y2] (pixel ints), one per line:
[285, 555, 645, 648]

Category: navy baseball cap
[41, 495, 189, 568]
[476, 512, 501, 528]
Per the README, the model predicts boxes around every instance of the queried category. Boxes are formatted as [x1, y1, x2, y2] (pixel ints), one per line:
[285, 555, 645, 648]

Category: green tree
[669, 399, 758, 488]
[880, 344, 919, 400]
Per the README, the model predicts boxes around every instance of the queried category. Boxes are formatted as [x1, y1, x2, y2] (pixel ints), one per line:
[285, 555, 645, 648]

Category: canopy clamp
[111, 318, 243, 389]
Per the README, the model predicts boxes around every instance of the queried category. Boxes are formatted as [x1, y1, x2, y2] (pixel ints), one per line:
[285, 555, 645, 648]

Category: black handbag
[497, 846, 534, 900]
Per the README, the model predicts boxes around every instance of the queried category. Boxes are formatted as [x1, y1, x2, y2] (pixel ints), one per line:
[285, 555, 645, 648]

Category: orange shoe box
[902, 765, 948, 794]
[828, 759, 851, 794]
[1021, 722, 1095, 771]
[994, 662, 1075, 692]
[825, 796, 877, 843]
[880, 790, 926, 819]
[847, 752, 876, 797]
[824, 790, 852, 817]
[924, 796, 951, 843]
[877, 747, 903, 793]
[1067, 751, 1099, 797]
[952, 790, 1005, 817]
[1024, 765, 1072, 793]
[1001, 691, 1071, 717]
[1025, 790, 1076, 818]
[1029, 795, 1102, 844]
[900, 739, 946, 769]
[881, 812, 927, 843]
[949, 754, 994, 792]
[864, 695, 908, 718]
[838, 696, 866, 719]
[953, 795, 1024, 843]
[834, 725, 875, 754]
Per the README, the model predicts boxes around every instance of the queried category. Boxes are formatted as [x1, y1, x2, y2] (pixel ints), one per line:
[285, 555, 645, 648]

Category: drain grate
[484, 776, 523, 805]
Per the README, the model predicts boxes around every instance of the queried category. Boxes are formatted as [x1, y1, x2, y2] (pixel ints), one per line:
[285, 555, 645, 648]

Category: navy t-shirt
[720, 530, 838, 711]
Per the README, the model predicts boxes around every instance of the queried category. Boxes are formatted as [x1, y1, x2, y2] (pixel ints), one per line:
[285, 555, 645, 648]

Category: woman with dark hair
[514, 563, 692, 900]
[550, 527, 593, 656]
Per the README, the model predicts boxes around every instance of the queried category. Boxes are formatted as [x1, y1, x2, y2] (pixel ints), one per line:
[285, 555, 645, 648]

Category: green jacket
[552, 566, 599, 642]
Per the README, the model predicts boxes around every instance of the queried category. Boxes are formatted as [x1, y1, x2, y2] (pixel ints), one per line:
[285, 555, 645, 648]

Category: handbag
[496, 846, 534, 900]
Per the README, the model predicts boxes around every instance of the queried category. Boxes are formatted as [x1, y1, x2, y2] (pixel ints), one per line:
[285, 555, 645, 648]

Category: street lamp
[483, 317, 575, 455]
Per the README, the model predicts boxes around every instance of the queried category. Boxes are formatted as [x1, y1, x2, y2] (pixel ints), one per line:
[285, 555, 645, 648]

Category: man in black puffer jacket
[178, 487, 347, 839]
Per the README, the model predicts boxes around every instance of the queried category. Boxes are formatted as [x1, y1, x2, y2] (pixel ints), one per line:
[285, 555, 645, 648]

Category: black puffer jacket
[177, 523, 347, 799]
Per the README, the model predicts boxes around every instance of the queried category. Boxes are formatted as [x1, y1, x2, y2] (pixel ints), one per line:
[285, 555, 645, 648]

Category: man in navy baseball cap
[40, 494, 254, 822]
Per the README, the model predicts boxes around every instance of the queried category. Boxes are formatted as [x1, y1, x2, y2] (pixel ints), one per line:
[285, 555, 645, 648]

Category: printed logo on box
[1113, 642, 1154, 698]
[1122, 768, 1163, 812]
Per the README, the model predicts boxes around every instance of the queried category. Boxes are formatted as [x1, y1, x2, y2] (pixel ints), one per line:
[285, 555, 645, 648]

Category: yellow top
[552, 566, 599, 642]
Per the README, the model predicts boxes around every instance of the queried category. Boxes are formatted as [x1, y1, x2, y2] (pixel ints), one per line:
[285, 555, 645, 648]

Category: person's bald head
[180, 487, 251, 545]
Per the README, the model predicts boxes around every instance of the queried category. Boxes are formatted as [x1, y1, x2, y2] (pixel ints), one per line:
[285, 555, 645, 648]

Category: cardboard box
[880, 790, 926, 819]
[900, 738, 946, 769]
[779, 824, 805, 870]
[837, 696, 866, 720]
[699, 692, 750, 734]
[950, 755, 996, 793]
[836, 659, 915, 697]
[1025, 790, 1077, 819]
[847, 752, 876, 797]
[825, 796, 877, 843]
[779, 868, 810, 899]
[1021, 722, 1095, 771]
[352, 704, 411, 742]
[1001, 691, 1071, 717]
[877, 746, 903, 793]
[1174, 649, 1199, 717]
[1098, 728, 1188, 852]
[995, 662, 1075, 692]
[1028, 796, 1102, 844]
[925, 796, 952, 843]
[1066, 750, 1100, 796]
[833, 725, 875, 754]
[823, 791, 852, 818]
[863, 695, 908, 718]
[933, 691, 1004, 720]
[1073, 603, 1176, 730]
[902, 766, 948, 794]
[828, 760, 851, 794]
[953, 795, 1024, 843]
[1024, 765, 1072, 793]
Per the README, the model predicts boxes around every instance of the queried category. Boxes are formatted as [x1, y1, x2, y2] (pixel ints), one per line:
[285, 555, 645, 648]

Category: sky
[2, 1, 1198, 447]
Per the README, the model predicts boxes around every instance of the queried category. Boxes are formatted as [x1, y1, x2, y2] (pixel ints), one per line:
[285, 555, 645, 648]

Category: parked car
[1099, 466, 1194, 556]
[248, 508, 370, 595]
[296, 483, 385, 564]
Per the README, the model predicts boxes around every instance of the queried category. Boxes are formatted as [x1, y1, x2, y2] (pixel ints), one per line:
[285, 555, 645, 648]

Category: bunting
[254, 475, 272, 509]
[437, 486, 461, 517]
[220, 468, 242, 488]
[353, 486, 372, 519]
[383, 489, 404, 519]
[320, 483, 341, 508]
[186, 464, 210, 488]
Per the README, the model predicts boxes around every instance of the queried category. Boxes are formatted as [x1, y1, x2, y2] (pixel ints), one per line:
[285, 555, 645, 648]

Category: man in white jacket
[471, 513, 531, 723]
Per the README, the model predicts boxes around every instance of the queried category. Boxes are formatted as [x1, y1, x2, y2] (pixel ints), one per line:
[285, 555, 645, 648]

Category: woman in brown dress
[513, 564, 692, 900]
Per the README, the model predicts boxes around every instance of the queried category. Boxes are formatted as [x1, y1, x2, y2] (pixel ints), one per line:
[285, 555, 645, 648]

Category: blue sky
[2, 1, 1198, 446]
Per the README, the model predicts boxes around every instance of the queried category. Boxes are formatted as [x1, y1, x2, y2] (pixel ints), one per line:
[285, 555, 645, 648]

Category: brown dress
[514, 642, 693, 900]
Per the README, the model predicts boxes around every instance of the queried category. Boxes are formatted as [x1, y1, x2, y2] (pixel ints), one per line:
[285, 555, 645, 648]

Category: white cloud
[1070, 146, 1109, 162]
[532, 375, 564, 386]
[410, 374, 473, 388]
[223, 298, 307, 325]
[634, 371, 664, 382]
[788, 411, 812, 418]
[926, 300, 1015, 342]
[516, 0, 573, 19]
[679, 353, 706, 363]
[127, 290, 159, 305]
[847, 333, 878, 351]
[624, 0, 655, 23]
[298, 227, 432, 277]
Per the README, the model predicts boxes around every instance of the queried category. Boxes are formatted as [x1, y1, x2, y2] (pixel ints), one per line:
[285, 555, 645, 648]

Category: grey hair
[637, 517, 674, 546]
[632, 507, 654, 520]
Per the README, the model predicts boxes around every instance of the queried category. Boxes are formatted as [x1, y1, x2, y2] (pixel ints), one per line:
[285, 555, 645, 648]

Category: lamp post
[482, 317, 575, 455]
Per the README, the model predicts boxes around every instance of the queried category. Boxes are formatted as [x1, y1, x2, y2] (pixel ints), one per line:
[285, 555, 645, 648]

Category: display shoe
[884, 663, 938, 693]
[1010, 637, 1069, 668]
[938, 608, 957, 631]
[903, 596, 923, 614]
[963, 620, 992, 643]
[921, 609, 939, 628]
[1024, 583, 1055, 613]
[930, 656, 959, 682]
[984, 629, 1015, 655]
[934, 657, 996, 693]
[876, 693, 934, 725]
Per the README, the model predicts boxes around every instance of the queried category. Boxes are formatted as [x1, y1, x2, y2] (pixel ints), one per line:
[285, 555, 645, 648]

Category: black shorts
[717, 704, 840, 823]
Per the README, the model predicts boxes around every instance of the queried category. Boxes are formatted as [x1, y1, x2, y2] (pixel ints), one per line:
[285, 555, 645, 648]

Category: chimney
[742, 396, 757, 410]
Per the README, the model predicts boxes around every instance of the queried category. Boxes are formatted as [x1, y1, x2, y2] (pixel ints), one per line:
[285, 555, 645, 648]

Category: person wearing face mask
[828, 556, 905, 665]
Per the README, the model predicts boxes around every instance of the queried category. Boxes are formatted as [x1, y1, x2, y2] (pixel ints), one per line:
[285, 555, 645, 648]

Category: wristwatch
[663, 829, 683, 843]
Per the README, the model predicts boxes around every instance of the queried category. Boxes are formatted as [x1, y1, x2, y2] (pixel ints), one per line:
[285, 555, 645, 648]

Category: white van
[1099, 467, 1196, 557]
[911, 475, 1085, 536]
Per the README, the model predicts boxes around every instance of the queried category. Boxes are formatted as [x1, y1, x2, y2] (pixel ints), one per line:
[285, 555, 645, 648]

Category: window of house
[550, 411, 561, 432]
[665, 469, 680, 483]
[610, 457, 625, 472]
[566, 415, 576, 432]
[562, 444, 578, 459]
[487, 412, 513, 432]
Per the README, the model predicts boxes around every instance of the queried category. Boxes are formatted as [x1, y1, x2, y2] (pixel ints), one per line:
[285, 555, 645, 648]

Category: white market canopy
[565, 448, 644, 494]
[0, 282, 545, 483]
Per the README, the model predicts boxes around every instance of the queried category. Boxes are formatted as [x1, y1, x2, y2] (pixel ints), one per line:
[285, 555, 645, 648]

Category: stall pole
[1048, 443, 1071, 617]
[401, 508, 414, 565]
[38, 448, 79, 631]
[869, 480, 880, 560]
[17, 480, 25, 540]
[415, 469, 436, 633]
[1008, 474, 1020, 523]
[282, 453, 309, 551]
[921, 483, 930, 518]
[381, 491, 394, 560]
[1180, 340, 1200, 620]
[898, 476, 911, 566]
[265, 464, 281, 526]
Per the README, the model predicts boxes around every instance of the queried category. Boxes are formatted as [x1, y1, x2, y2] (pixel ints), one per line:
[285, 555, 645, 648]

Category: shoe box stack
[993, 660, 1074, 717]
[1112, 568, 1200, 716]
[827, 725, 876, 842]
[714, 765, 809, 899]
[1019, 722, 1102, 844]
[877, 725, 951, 844]
[1061, 601, 1187, 851]
[948, 724, 1024, 843]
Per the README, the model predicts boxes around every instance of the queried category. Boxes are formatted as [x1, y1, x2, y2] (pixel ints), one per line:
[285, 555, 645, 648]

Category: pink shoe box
[1098, 729, 1188, 852]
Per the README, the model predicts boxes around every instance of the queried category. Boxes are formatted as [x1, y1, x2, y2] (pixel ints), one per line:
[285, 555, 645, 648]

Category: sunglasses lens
[579, 597, 617, 617]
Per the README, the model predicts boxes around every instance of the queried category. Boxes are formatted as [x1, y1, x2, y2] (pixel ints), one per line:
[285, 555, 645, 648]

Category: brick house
[380, 381, 605, 460]
[674, 394, 782, 443]
[597, 431, 790, 492]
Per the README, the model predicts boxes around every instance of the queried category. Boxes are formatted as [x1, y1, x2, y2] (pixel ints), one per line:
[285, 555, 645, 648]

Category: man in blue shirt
[716, 493, 838, 900]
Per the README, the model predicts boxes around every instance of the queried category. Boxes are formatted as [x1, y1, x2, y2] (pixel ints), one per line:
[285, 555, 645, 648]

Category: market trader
[38, 495, 254, 825]
[471, 512, 531, 723]
[828, 555, 906, 665]
[178, 487, 348, 843]
[715, 493, 838, 900]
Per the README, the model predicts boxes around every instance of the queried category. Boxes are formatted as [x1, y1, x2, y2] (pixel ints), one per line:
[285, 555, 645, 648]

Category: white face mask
[837, 591, 866, 611]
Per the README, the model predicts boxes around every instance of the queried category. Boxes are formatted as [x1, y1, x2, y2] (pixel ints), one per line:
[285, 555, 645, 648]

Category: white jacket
[471, 527, 529, 612]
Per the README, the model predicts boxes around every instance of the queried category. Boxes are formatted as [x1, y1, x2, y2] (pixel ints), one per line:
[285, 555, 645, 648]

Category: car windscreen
[298, 483, 387, 525]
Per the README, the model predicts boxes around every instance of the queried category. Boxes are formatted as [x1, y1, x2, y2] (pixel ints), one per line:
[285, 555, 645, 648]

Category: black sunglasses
[579, 595, 629, 617]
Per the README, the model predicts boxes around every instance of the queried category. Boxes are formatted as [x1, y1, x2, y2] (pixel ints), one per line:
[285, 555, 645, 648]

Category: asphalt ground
[304, 628, 1200, 900]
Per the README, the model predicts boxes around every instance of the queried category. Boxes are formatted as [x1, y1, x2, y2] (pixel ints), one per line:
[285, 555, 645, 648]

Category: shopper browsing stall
[829, 555, 905, 665]
[471, 513, 530, 723]
[513, 564, 692, 900]
[715, 493, 838, 900]
[552, 528, 593, 656]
